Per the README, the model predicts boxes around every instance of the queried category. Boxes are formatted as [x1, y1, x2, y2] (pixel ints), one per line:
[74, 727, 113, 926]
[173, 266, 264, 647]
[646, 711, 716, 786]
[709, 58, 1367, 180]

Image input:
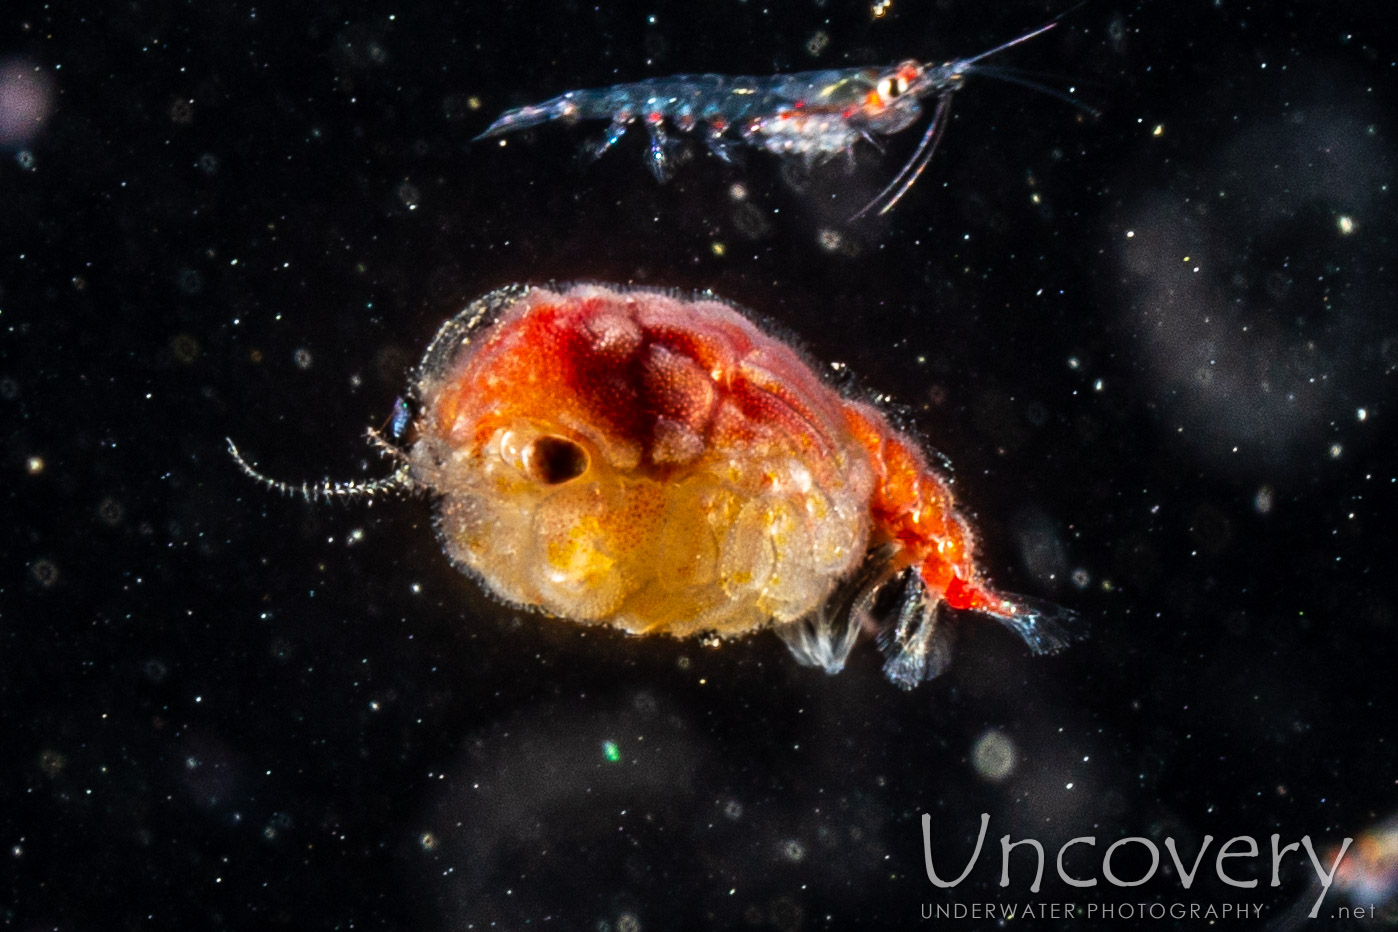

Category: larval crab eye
[521, 435, 589, 485]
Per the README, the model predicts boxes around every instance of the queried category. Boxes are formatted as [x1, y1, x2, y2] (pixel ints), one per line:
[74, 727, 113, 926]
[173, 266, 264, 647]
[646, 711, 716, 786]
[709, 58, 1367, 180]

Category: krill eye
[878, 75, 908, 100]
[522, 436, 589, 485]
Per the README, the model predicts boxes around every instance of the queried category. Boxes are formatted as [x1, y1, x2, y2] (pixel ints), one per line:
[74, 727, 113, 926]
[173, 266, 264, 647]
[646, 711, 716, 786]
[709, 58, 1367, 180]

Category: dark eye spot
[523, 436, 589, 485]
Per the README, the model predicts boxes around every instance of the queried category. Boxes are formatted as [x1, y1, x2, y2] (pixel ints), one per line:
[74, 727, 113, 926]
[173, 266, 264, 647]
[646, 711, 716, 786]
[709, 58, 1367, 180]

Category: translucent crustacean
[475, 16, 1075, 217]
[230, 284, 1076, 689]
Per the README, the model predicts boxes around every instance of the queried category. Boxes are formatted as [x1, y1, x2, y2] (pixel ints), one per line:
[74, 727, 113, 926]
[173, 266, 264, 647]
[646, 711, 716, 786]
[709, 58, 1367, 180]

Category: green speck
[602, 740, 621, 763]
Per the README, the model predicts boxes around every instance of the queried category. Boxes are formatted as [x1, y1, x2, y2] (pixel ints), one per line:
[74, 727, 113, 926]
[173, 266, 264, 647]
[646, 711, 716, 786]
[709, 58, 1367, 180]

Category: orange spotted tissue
[231, 283, 1074, 688]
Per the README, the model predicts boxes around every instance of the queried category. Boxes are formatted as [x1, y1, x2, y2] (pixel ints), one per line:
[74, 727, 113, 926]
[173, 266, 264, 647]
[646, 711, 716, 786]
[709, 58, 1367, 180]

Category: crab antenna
[227, 438, 414, 503]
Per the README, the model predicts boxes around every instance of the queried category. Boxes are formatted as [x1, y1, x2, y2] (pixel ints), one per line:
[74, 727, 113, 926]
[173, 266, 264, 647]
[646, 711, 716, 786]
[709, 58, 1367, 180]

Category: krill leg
[584, 117, 631, 162]
[643, 119, 675, 182]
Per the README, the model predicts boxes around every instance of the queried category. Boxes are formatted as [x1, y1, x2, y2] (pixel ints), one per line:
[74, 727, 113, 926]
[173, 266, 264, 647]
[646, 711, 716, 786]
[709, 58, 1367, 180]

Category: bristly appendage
[775, 545, 899, 675]
[226, 432, 415, 503]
